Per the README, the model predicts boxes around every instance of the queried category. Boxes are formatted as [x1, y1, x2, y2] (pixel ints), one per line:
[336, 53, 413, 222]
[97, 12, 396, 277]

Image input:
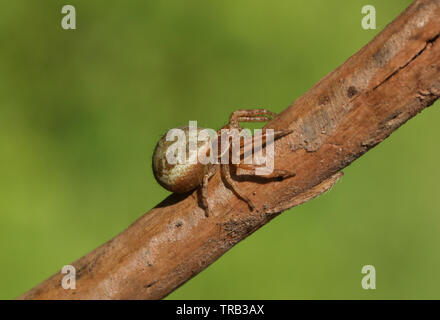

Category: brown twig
[19, 0, 440, 299]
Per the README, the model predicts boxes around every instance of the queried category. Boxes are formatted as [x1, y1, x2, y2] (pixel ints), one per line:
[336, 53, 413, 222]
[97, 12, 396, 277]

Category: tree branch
[19, 0, 440, 299]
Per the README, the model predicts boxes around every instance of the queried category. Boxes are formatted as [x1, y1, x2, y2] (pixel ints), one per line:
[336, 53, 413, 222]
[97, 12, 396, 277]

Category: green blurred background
[1, 0, 439, 299]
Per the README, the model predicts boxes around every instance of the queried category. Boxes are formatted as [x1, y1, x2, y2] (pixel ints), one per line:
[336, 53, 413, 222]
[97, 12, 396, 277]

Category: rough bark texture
[19, 0, 440, 299]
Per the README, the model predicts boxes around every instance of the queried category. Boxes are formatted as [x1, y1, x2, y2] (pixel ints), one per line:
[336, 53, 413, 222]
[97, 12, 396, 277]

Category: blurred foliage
[1, 0, 439, 299]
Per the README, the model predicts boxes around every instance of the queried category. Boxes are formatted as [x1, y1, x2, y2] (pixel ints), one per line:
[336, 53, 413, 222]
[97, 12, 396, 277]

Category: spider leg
[220, 163, 294, 212]
[214, 109, 294, 212]
[228, 109, 277, 128]
[238, 129, 293, 160]
[200, 174, 210, 217]
[214, 128, 292, 161]
[233, 163, 295, 179]
[221, 163, 256, 211]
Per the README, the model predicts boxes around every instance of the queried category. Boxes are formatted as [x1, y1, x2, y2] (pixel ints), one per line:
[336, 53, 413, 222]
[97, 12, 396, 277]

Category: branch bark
[19, 0, 440, 299]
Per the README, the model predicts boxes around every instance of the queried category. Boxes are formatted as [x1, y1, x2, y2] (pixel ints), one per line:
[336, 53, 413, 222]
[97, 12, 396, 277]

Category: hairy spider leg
[201, 174, 210, 217]
[228, 109, 277, 128]
[220, 130, 294, 211]
[200, 109, 293, 215]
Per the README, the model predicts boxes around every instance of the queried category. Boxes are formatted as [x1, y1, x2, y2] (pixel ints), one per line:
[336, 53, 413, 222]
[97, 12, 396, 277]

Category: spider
[152, 109, 294, 216]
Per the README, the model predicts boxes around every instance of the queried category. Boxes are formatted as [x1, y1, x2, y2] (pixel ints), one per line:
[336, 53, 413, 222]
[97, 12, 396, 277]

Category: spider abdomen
[152, 126, 212, 193]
